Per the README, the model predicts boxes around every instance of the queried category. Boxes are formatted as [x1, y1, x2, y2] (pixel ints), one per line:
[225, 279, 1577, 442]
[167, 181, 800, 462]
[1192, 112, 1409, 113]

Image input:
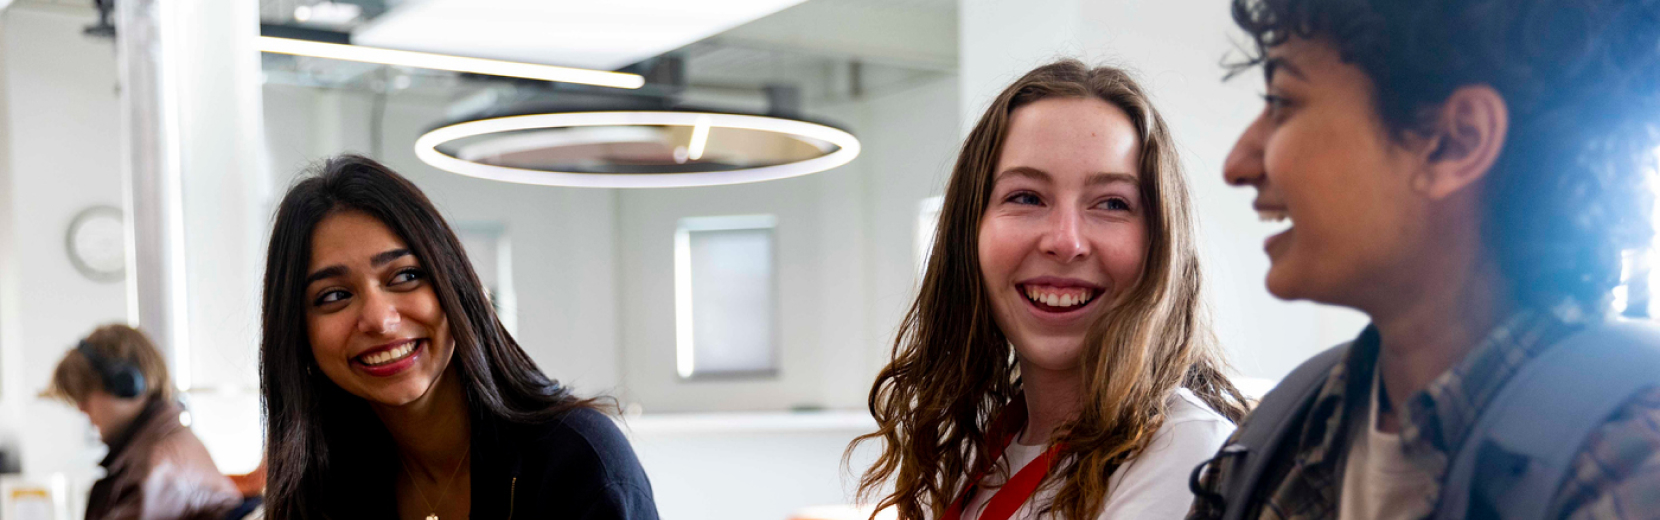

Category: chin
[378, 383, 436, 406]
[1264, 256, 1312, 301]
[1012, 338, 1085, 373]
[342, 375, 431, 407]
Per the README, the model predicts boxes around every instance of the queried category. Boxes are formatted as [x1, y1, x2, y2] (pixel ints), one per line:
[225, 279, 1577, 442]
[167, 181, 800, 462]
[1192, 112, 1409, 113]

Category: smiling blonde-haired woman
[850, 60, 1248, 520]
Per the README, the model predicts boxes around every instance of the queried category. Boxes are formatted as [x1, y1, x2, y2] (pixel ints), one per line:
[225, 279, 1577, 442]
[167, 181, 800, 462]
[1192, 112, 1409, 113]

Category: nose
[356, 289, 401, 335]
[1224, 112, 1269, 188]
[1038, 203, 1090, 262]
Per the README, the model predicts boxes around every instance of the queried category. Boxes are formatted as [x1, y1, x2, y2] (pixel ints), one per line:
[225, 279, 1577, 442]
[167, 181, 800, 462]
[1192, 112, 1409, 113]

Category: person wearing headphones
[42, 323, 242, 520]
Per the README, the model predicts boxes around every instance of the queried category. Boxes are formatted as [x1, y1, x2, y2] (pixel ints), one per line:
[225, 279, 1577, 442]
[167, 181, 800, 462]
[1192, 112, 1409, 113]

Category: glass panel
[455, 224, 518, 336]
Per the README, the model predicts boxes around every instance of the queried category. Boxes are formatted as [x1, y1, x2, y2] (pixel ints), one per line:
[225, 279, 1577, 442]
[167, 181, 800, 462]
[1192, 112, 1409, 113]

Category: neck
[1014, 358, 1083, 446]
[372, 365, 471, 478]
[101, 397, 152, 444]
[1363, 221, 1514, 431]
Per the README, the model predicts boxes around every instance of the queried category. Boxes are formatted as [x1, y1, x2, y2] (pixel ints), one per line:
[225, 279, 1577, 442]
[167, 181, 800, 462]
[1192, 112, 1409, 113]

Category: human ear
[1412, 85, 1509, 200]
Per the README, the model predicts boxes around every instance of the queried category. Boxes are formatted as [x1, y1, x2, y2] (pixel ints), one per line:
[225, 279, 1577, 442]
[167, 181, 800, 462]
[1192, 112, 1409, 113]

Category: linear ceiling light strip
[414, 111, 862, 188]
[256, 36, 645, 89]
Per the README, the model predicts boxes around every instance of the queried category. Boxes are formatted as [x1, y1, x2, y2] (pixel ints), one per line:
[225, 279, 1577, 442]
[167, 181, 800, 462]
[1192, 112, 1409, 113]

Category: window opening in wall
[675, 214, 779, 379]
[916, 195, 944, 279]
[455, 223, 518, 336]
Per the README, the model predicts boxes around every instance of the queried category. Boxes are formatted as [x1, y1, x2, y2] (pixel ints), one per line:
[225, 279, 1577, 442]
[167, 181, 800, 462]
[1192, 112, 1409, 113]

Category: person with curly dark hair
[1187, 0, 1660, 519]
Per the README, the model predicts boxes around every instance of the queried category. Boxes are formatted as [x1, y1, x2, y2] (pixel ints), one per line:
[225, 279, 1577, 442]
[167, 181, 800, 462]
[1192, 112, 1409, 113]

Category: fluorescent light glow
[415, 111, 862, 188]
[688, 115, 712, 161]
[354, 0, 809, 71]
[256, 36, 645, 89]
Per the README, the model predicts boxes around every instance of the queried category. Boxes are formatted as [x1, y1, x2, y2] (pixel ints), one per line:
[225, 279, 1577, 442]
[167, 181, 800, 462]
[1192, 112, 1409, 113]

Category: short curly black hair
[1232, 0, 1660, 308]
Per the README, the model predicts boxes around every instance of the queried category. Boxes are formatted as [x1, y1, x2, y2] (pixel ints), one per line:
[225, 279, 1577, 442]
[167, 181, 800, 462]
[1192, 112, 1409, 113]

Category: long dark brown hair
[259, 155, 592, 519]
[849, 61, 1249, 520]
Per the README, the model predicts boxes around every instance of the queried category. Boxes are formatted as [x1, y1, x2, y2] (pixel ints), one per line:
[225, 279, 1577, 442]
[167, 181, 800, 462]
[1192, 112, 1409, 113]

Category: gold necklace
[402, 446, 471, 520]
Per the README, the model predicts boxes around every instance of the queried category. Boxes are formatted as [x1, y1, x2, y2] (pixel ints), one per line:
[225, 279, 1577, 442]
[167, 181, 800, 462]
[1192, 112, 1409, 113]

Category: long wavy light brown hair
[848, 60, 1249, 520]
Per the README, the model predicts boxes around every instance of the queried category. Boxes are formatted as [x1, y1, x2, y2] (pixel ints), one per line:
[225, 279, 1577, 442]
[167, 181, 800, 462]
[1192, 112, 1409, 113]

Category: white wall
[0, 5, 129, 482]
[959, 0, 1368, 382]
[857, 77, 962, 372]
[623, 413, 885, 520]
[614, 75, 961, 413]
[616, 157, 871, 412]
[610, 76, 956, 518]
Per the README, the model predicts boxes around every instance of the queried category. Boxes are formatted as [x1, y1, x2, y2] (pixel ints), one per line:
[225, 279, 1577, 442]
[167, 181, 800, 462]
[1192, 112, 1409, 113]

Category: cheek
[306, 313, 353, 363]
[1093, 222, 1148, 287]
[976, 219, 1026, 283]
[410, 288, 448, 335]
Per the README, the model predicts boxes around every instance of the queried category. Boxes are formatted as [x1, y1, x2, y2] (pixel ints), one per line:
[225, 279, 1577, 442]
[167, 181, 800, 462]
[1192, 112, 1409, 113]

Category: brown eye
[313, 289, 349, 307]
[390, 268, 425, 286]
[1262, 94, 1292, 121]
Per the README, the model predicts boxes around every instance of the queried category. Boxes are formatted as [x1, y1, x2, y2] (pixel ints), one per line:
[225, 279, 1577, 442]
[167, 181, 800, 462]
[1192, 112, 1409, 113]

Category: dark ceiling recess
[259, 23, 351, 44]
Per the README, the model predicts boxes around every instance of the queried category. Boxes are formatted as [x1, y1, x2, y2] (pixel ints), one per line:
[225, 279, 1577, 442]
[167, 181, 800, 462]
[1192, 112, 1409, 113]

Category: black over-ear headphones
[77, 340, 145, 399]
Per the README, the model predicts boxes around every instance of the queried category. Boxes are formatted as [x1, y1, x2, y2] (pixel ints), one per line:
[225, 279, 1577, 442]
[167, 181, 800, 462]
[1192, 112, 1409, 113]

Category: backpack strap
[1218, 343, 1351, 520]
[1435, 320, 1660, 520]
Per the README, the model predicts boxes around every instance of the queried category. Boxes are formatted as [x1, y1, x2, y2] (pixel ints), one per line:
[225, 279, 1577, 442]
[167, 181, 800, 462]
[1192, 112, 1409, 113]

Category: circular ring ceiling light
[415, 111, 861, 188]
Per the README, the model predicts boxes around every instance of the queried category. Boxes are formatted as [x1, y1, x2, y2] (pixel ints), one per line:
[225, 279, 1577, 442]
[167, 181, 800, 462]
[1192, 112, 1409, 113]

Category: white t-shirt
[1337, 369, 1438, 520]
[960, 388, 1236, 520]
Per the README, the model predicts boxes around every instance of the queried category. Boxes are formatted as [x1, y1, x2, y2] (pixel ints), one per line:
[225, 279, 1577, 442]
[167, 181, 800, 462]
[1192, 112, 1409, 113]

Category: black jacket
[311, 405, 656, 519]
[467, 407, 658, 519]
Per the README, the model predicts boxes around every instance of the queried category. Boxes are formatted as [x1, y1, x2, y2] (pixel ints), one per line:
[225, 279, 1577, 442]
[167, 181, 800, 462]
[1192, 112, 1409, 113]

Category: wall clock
[65, 205, 126, 283]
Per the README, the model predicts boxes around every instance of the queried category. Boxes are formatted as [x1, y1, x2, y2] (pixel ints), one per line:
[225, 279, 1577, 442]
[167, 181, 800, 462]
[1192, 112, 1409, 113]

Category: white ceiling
[352, 0, 811, 71]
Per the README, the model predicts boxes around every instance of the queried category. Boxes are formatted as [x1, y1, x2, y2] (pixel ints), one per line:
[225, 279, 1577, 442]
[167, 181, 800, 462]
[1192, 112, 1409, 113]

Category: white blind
[675, 216, 778, 378]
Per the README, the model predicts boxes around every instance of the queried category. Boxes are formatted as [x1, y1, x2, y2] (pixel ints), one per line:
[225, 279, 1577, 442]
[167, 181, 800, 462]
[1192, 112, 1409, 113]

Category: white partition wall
[0, 1, 129, 488]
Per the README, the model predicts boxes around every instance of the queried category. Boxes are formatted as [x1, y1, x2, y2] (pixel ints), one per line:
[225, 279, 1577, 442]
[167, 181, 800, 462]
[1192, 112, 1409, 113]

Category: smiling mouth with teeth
[1022, 285, 1098, 310]
[359, 341, 419, 367]
[1257, 208, 1294, 237]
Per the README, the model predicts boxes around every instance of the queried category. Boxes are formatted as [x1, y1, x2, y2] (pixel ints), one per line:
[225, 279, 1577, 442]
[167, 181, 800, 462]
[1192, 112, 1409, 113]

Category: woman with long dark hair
[850, 61, 1249, 519]
[259, 155, 657, 519]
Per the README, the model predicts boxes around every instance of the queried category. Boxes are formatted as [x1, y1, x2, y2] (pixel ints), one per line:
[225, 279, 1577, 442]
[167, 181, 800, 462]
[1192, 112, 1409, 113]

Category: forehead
[997, 96, 1140, 178]
[1265, 37, 1367, 85]
[309, 210, 408, 268]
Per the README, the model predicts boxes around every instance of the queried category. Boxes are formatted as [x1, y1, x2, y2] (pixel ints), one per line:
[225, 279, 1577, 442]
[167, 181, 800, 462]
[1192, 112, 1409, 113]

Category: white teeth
[1024, 287, 1096, 308]
[1258, 209, 1293, 236]
[1257, 209, 1290, 222]
[361, 342, 416, 366]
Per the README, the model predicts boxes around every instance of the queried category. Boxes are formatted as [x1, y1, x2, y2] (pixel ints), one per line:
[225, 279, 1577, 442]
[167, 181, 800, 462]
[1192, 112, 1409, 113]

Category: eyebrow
[1086, 172, 1139, 187]
[995, 166, 1137, 187]
[1263, 56, 1307, 83]
[996, 166, 1052, 183]
[304, 248, 413, 287]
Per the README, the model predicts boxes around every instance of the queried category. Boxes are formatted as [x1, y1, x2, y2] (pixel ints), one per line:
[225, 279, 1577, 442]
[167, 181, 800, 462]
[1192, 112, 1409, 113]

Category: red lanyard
[942, 398, 1065, 520]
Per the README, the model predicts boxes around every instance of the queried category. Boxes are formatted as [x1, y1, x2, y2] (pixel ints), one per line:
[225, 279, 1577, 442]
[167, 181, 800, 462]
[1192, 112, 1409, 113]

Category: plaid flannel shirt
[1188, 304, 1660, 519]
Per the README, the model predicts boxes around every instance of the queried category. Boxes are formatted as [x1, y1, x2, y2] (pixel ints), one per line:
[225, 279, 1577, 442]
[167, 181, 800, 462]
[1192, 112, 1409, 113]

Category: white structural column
[116, 0, 190, 382]
[161, 0, 270, 473]
[957, 0, 1367, 382]
[174, 0, 268, 396]
[114, 0, 270, 475]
